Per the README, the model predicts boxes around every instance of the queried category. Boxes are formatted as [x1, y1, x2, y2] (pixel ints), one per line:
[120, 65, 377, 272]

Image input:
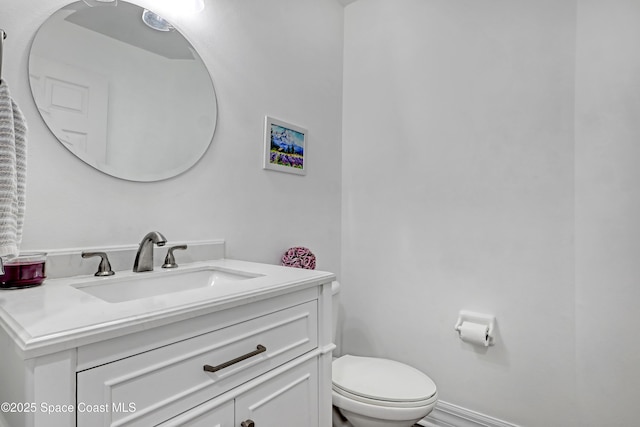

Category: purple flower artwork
[269, 124, 304, 169]
[263, 117, 307, 175]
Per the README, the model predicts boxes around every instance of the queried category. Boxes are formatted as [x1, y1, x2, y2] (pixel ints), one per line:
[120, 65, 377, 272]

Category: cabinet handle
[240, 420, 255, 427]
[203, 345, 266, 373]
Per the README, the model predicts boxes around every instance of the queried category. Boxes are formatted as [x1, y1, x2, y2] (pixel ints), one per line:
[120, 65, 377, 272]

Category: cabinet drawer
[77, 301, 317, 426]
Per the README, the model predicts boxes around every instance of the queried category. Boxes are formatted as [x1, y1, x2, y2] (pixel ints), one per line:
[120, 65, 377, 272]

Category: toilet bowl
[331, 282, 438, 427]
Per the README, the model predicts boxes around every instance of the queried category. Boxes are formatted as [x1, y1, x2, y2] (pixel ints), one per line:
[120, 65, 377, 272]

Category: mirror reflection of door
[28, 1, 218, 182]
[29, 56, 109, 170]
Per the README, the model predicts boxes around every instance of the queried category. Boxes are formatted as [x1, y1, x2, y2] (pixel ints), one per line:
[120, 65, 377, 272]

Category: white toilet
[331, 281, 438, 427]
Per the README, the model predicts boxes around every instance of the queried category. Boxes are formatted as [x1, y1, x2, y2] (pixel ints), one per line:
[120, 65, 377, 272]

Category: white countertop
[0, 259, 335, 359]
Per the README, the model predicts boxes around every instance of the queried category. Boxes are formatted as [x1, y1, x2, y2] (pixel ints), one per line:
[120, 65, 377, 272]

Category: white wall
[575, 0, 640, 425]
[342, 1, 577, 425]
[343, 0, 640, 425]
[2, 0, 343, 275]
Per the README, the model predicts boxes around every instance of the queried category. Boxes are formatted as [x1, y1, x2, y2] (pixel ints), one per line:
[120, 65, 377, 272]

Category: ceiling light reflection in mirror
[154, 0, 204, 15]
[28, 0, 217, 182]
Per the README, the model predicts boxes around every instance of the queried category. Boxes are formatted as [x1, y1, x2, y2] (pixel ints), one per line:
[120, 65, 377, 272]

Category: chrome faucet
[133, 231, 167, 272]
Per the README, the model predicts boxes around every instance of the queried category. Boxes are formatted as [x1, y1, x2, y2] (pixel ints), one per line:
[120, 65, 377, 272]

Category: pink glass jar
[0, 252, 47, 289]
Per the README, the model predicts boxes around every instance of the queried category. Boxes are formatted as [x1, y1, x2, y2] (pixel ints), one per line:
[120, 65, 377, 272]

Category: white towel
[0, 79, 27, 258]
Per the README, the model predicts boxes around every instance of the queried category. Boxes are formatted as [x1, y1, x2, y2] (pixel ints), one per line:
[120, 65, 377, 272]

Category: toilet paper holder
[454, 310, 496, 346]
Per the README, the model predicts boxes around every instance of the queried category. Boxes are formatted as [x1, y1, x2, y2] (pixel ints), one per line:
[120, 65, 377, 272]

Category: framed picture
[263, 116, 307, 175]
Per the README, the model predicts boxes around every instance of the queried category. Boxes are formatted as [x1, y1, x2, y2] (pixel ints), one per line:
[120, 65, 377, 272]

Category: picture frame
[263, 116, 307, 175]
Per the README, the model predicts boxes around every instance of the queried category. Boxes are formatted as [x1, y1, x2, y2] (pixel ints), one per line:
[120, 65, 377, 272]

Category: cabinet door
[156, 400, 234, 427]
[235, 359, 318, 427]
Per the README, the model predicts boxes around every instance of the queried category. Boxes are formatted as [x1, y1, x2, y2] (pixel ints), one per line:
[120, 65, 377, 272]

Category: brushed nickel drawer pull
[203, 345, 267, 373]
[241, 420, 255, 427]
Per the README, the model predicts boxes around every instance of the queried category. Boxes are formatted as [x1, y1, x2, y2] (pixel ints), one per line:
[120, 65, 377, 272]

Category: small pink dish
[0, 252, 47, 290]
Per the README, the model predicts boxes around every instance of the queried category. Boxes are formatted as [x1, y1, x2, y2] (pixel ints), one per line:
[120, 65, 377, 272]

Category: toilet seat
[333, 385, 436, 408]
[332, 355, 437, 408]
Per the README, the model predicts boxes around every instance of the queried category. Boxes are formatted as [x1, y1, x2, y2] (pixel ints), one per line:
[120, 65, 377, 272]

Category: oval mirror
[28, 1, 217, 182]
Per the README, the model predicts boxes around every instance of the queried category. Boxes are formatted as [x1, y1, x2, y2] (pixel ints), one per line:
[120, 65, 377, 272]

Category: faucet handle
[162, 245, 188, 269]
[82, 252, 115, 277]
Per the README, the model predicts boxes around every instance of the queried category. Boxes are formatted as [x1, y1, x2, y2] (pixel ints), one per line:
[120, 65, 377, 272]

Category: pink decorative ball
[281, 247, 316, 270]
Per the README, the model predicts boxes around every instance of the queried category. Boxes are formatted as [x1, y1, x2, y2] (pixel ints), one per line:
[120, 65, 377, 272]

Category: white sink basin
[72, 267, 262, 303]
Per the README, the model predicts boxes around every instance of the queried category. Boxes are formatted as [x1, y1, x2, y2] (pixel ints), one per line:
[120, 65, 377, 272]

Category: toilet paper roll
[458, 321, 490, 346]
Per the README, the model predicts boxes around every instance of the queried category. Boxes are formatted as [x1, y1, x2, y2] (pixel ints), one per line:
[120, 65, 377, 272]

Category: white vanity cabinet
[159, 358, 318, 427]
[163, 400, 235, 427]
[0, 259, 335, 427]
[76, 298, 320, 426]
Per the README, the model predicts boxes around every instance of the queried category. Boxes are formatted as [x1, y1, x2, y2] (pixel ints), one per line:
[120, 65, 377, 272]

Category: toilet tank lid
[331, 281, 340, 295]
[332, 355, 437, 402]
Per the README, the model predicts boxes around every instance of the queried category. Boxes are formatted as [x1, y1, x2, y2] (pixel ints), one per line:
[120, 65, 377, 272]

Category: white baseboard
[418, 401, 520, 427]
